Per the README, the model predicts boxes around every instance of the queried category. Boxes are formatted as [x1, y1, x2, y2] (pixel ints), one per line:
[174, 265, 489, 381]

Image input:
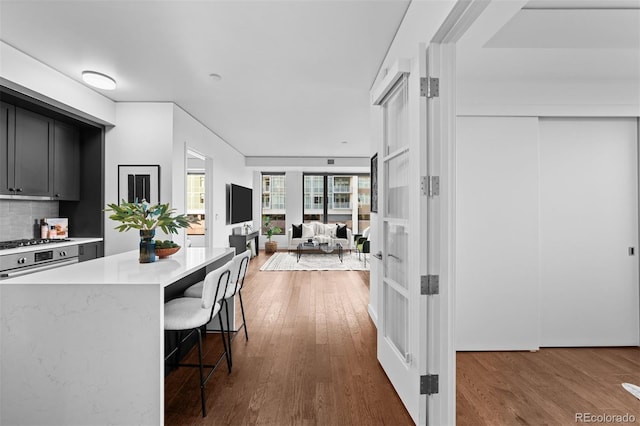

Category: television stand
[229, 230, 259, 256]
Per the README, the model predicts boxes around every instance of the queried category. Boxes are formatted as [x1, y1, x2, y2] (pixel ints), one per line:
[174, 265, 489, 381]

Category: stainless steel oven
[0, 239, 79, 280]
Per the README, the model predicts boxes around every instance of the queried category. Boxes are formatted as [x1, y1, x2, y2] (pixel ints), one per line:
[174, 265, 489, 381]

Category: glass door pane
[382, 75, 410, 359]
[303, 175, 324, 223]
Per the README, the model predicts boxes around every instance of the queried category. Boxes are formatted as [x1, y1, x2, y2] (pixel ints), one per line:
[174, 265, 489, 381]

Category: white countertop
[0, 237, 103, 256]
[1, 246, 234, 286]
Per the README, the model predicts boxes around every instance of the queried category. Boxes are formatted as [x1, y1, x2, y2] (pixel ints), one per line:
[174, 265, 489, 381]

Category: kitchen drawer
[78, 241, 104, 262]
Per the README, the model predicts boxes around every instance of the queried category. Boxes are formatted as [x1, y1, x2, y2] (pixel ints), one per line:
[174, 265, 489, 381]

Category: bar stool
[185, 249, 251, 367]
[164, 260, 232, 418]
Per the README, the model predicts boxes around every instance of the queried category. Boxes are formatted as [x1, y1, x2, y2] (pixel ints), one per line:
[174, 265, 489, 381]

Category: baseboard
[368, 304, 378, 328]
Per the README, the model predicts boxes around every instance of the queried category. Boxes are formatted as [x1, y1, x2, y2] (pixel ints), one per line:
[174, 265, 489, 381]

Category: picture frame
[118, 165, 160, 205]
[370, 153, 378, 213]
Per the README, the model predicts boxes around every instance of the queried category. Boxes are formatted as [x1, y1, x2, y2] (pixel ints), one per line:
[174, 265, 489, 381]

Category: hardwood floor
[457, 348, 640, 425]
[166, 251, 640, 425]
[164, 251, 413, 425]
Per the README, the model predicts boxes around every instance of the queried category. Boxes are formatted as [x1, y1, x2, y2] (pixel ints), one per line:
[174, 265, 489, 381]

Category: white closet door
[540, 117, 639, 346]
[455, 116, 540, 351]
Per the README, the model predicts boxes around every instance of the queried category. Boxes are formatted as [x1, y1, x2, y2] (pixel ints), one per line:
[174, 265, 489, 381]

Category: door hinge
[421, 275, 439, 295]
[428, 176, 440, 197]
[420, 176, 428, 196]
[420, 77, 439, 98]
[420, 374, 439, 395]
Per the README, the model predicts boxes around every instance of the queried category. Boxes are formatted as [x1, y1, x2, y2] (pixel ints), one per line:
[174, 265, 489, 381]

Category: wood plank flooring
[164, 251, 413, 425]
[457, 348, 640, 425]
[166, 251, 640, 425]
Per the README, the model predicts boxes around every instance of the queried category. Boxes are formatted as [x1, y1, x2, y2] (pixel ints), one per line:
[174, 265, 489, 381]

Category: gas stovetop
[0, 238, 71, 250]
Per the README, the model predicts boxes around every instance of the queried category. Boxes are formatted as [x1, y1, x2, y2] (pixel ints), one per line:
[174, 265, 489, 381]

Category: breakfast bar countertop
[0, 245, 235, 426]
[0, 246, 234, 286]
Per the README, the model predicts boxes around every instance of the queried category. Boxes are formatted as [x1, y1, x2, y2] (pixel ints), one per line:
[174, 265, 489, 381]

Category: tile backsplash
[0, 200, 59, 240]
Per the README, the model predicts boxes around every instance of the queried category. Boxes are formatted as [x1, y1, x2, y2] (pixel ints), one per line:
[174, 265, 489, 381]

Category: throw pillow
[292, 224, 302, 238]
[323, 224, 335, 237]
[336, 224, 347, 239]
[302, 223, 315, 239]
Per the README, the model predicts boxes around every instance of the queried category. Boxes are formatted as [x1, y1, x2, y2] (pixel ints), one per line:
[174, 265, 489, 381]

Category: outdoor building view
[260, 174, 370, 237]
[261, 174, 286, 235]
[186, 173, 205, 235]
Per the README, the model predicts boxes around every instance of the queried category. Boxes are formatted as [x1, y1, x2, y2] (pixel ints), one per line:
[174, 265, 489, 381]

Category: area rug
[260, 252, 369, 271]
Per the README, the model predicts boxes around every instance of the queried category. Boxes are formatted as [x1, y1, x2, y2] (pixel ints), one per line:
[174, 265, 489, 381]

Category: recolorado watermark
[575, 412, 636, 423]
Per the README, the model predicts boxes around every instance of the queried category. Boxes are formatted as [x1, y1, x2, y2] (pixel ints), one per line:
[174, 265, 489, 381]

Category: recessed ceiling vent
[327, 159, 335, 165]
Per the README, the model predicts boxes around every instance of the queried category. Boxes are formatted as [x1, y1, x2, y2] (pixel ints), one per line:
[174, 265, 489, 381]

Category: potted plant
[105, 199, 195, 263]
[263, 216, 282, 254]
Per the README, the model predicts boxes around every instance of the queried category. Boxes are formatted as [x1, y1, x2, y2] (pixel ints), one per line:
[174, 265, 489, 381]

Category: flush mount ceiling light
[81, 70, 117, 90]
[209, 73, 222, 81]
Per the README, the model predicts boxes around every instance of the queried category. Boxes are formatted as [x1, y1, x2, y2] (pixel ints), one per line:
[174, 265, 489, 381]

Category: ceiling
[0, 0, 410, 157]
[2, 1, 638, 159]
[457, 0, 640, 83]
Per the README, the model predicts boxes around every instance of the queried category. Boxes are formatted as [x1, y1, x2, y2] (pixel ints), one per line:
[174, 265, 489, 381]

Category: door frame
[185, 147, 213, 248]
[426, 1, 491, 424]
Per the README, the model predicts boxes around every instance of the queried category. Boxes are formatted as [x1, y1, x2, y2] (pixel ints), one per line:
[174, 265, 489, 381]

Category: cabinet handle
[54, 194, 61, 198]
[8, 188, 14, 192]
[15, 188, 23, 192]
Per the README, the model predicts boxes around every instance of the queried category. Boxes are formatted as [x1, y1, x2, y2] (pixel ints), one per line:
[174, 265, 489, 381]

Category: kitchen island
[0, 246, 234, 425]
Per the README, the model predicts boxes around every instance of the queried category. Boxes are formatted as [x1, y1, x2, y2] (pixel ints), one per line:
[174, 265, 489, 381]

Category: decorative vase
[139, 229, 156, 263]
[265, 240, 277, 254]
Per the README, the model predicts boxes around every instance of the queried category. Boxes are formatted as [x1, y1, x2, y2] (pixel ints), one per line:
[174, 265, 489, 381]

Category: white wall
[455, 116, 540, 350]
[368, 105, 383, 326]
[457, 79, 640, 117]
[104, 103, 175, 256]
[172, 105, 251, 250]
[0, 41, 116, 125]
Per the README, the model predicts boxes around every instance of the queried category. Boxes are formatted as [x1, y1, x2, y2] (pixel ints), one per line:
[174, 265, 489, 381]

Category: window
[261, 173, 286, 235]
[304, 175, 325, 223]
[303, 174, 370, 233]
[357, 176, 370, 232]
[186, 173, 205, 235]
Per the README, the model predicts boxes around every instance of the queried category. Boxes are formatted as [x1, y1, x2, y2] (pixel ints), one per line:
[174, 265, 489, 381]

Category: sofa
[287, 222, 353, 251]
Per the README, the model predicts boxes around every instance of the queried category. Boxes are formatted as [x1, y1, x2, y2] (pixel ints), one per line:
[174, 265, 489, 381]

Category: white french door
[376, 51, 429, 424]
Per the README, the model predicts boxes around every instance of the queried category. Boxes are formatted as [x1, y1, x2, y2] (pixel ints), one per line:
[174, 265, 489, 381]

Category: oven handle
[1, 258, 79, 279]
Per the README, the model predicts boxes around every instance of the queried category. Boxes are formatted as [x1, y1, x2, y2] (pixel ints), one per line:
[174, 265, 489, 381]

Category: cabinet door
[79, 242, 104, 262]
[53, 121, 80, 200]
[0, 102, 15, 195]
[14, 108, 53, 196]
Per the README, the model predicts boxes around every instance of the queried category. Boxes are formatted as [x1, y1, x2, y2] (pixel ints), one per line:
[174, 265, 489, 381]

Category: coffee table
[296, 241, 343, 263]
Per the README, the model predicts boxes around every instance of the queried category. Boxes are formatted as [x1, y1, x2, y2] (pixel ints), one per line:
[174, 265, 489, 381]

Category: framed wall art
[118, 165, 160, 205]
[370, 153, 378, 213]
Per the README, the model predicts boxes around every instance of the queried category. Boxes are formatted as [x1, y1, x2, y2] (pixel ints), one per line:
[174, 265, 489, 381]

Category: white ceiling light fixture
[81, 70, 117, 90]
[209, 73, 222, 81]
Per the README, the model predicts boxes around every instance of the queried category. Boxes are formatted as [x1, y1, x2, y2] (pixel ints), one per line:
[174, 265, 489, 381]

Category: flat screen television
[227, 184, 253, 224]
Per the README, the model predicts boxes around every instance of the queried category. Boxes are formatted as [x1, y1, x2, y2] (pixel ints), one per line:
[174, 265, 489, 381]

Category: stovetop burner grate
[0, 238, 71, 250]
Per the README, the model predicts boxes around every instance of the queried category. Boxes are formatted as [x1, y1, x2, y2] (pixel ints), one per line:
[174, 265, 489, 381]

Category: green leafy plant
[105, 200, 196, 234]
[263, 216, 282, 241]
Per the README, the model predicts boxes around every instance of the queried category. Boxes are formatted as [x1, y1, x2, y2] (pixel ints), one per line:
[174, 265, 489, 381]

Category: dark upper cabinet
[53, 121, 80, 200]
[14, 107, 54, 197]
[0, 102, 15, 195]
[0, 103, 82, 200]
